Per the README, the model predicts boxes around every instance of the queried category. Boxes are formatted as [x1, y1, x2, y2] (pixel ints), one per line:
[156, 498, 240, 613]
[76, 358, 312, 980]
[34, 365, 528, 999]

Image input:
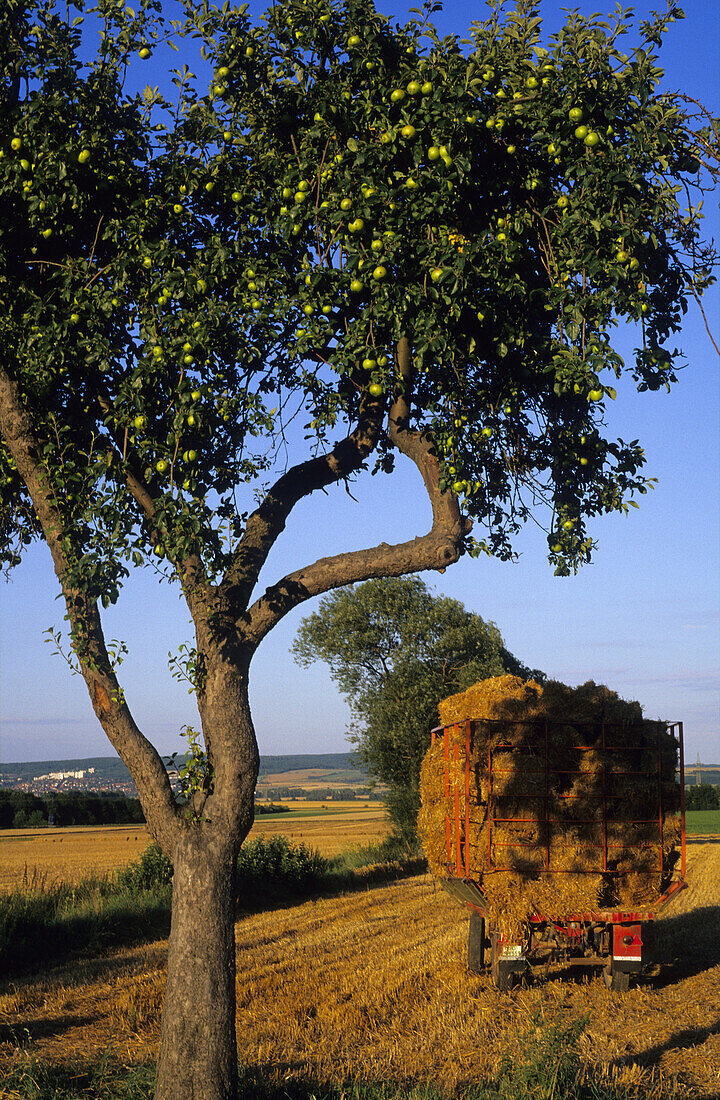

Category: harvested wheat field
[0, 807, 388, 892]
[1, 841, 718, 1097]
[0, 824, 151, 890]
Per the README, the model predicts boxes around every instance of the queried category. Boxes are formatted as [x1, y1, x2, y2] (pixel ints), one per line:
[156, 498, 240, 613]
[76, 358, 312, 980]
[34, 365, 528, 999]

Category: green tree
[0, 0, 717, 1095]
[294, 576, 542, 841]
[685, 784, 720, 811]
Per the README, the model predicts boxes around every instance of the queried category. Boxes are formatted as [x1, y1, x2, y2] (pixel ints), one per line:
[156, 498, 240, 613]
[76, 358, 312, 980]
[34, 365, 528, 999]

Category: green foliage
[0, 789, 144, 828]
[166, 725, 213, 809]
[0, 865, 172, 976]
[685, 783, 720, 810]
[116, 841, 174, 890]
[1, 0, 716, 589]
[294, 576, 542, 838]
[237, 834, 329, 891]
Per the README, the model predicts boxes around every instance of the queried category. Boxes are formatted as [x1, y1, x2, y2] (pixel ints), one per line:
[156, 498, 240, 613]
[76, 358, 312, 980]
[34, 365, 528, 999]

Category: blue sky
[1, 0, 718, 767]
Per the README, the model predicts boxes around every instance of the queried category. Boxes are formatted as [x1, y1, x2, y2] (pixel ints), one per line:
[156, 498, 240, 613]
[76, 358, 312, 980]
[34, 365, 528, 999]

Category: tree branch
[244, 337, 471, 644]
[218, 388, 386, 614]
[0, 366, 180, 850]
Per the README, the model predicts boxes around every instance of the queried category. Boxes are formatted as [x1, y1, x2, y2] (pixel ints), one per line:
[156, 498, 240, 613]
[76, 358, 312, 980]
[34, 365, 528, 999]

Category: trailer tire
[468, 911, 486, 972]
[603, 965, 630, 992]
[490, 932, 521, 991]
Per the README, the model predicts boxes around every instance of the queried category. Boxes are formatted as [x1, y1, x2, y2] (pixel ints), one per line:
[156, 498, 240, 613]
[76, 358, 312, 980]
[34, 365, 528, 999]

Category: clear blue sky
[1, 0, 718, 767]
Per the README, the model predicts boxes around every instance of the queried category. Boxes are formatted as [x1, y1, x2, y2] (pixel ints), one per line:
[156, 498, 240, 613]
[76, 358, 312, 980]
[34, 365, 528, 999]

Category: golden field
[0, 804, 388, 891]
[0, 832, 719, 1097]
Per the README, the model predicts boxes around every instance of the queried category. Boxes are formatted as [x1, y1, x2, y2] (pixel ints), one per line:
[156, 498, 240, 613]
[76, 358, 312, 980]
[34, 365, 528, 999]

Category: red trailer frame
[430, 718, 687, 990]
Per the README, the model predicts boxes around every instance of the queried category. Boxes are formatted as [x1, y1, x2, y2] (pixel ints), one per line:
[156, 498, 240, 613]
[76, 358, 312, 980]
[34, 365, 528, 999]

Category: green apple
[557, 195, 569, 208]
[584, 131, 600, 147]
[349, 279, 363, 293]
[368, 383, 383, 397]
[11, 137, 22, 151]
[400, 125, 416, 139]
[139, 47, 151, 60]
[390, 89, 405, 103]
[372, 266, 387, 280]
[347, 35, 361, 47]
[340, 197, 352, 211]
[428, 146, 440, 161]
[430, 267, 443, 283]
[574, 125, 588, 140]
[78, 149, 91, 164]
[231, 191, 241, 202]
[421, 82, 433, 94]
[173, 203, 184, 214]
[156, 459, 169, 474]
[406, 80, 421, 95]
[568, 107, 583, 122]
[588, 388, 603, 401]
[134, 415, 146, 430]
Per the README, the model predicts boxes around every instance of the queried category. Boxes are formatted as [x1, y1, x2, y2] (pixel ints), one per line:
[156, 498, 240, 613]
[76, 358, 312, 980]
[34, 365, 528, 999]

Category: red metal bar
[487, 738, 494, 867]
[454, 735, 463, 877]
[444, 727, 451, 867]
[465, 721, 471, 878]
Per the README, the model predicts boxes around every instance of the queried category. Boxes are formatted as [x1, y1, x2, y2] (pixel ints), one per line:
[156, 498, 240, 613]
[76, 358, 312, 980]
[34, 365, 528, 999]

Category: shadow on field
[0, 895, 173, 981]
[235, 858, 427, 917]
[647, 905, 720, 986]
[610, 1016, 720, 1072]
[0, 861, 427, 981]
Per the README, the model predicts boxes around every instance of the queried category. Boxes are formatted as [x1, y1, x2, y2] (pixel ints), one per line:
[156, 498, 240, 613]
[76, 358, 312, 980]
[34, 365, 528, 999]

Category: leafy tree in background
[0, 0, 717, 1094]
[294, 576, 543, 841]
[685, 784, 720, 811]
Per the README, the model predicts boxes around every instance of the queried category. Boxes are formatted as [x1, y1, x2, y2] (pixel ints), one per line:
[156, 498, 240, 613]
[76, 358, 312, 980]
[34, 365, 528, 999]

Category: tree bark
[155, 827, 240, 1100]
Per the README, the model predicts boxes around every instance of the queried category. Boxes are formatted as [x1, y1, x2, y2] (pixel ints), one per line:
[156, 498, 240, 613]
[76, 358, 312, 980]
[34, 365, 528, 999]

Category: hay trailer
[432, 718, 687, 991]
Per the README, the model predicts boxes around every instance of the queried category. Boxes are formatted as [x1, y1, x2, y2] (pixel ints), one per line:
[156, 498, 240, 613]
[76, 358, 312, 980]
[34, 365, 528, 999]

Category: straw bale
[419, 675, 680, 931]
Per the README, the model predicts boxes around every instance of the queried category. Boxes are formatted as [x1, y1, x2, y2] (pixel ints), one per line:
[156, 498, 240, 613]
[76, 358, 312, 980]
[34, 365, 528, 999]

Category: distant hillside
[1, 751, 364, 783]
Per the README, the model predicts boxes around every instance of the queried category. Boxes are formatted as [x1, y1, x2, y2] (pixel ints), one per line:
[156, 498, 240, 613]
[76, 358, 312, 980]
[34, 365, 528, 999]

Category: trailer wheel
[468, 911, 486, 972]
[603, 965, 630, 992]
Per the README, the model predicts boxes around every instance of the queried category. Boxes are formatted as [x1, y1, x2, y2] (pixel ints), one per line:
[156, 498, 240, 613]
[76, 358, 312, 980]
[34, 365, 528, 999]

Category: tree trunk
[155, 829, 240, 1100]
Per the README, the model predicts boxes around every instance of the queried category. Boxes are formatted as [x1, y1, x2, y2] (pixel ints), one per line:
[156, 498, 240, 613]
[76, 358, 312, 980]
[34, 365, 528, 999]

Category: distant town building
[33, 768, 95, 781]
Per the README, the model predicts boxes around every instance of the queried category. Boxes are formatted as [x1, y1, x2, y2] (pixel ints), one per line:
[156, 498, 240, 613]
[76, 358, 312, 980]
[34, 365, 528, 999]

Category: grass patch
[0, 1021, 682, 1099]
[0, 836, 420, 976]
[685, 808, 720, 834]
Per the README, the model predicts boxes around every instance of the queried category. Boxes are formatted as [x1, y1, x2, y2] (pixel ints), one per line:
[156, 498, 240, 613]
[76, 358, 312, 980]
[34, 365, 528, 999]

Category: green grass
[685, 808, 720, 834]
[0, 837, 422, 976]
[1, 1020, 683, 1099]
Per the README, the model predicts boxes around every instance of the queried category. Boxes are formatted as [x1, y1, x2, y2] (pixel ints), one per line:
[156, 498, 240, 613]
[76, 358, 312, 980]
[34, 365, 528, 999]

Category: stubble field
[0, 818, 718, 1098]
[0, 803, 388, 890]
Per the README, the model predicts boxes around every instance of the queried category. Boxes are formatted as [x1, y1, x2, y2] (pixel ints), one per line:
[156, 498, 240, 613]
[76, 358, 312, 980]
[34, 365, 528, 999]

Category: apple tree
[0, 0, 717, 1096]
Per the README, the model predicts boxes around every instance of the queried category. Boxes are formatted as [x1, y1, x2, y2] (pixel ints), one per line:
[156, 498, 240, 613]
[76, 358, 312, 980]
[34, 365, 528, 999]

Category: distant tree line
[260, 787, 383, 802]
[685, 784, 720, 811]
[0, 790, 144, 829]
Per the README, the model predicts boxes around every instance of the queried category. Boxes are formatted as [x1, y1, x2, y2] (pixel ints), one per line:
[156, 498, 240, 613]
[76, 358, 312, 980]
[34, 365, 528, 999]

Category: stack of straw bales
[418, 676, 680, 931]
